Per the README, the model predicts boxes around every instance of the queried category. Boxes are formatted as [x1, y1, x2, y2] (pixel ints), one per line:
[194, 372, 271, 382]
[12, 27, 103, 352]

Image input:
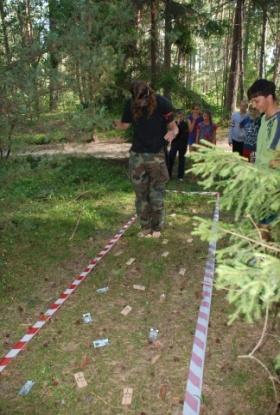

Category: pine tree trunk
[0, 0, 11, 64]
[150, 0, 158, 87]
[259, 5, 267, 78]
[243, 0, 252, 78]
[239, 0, 245, 100]
[49, 0, 59, 111]
[163, 0, 172, 99]
[273, 34, 280, 84]
[225, 0, 244, 114]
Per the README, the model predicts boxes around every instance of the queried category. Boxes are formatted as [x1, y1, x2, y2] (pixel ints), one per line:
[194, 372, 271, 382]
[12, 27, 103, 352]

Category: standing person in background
[168, 110, 188, 181]
[114, 80, 178, 238]
[247, 79, 280, 168]
[240, 105, 261, 162]
[196, 110, 217, 145]
[187, 104, 203, 152]
[247, 78, 280, 241]
[228, 100, 248, 155]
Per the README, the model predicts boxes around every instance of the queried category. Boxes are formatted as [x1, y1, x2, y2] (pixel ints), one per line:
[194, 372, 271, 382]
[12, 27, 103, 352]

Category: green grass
[0, 155, 277, 415]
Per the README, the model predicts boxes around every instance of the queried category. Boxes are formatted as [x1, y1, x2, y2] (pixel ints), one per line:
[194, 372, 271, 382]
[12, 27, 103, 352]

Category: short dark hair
[247, 79, 276, 100]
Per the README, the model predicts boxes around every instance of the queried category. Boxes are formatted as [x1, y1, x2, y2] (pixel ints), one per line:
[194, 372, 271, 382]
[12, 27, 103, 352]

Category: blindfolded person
[114, 80, 178, 238]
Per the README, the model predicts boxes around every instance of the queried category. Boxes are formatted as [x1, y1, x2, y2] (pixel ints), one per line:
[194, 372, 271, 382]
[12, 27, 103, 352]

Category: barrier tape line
[183, 193, 220, 415]
[0, 187, 219, 410]
[0, 215, 136, 374]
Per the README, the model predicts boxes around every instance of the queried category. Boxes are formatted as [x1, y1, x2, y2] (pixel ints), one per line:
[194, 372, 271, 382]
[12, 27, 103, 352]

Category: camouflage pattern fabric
[129, 150, 169, 231]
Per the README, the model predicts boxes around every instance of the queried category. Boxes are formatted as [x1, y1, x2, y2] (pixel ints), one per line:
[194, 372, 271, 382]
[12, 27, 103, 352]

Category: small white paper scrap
[121, 305, 132, 316]
[133, 284, 146, 291]
[126, 258, 135, 266]
[74, 372, 88, 388]
[161, 251, 169, 257]
[179, 268, 186, 276]
[162, 239, 168, 245]
[187, 238, 193, 243]
[82, 312, 93, 323]
[96, 286, 109, 294]
[18, 380, 35, 396]
[93, 338, 109, 348]
[170, 213, 176, 217]
[122, 387, 133, 405]
[114, 250, 123, 257]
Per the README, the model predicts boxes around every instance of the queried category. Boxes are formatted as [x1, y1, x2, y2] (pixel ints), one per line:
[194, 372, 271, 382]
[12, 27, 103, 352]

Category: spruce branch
[221, 228, 280, 254]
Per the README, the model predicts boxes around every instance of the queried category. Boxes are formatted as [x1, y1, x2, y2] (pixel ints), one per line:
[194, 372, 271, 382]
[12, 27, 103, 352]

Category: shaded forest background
[0, 0, 280, 155]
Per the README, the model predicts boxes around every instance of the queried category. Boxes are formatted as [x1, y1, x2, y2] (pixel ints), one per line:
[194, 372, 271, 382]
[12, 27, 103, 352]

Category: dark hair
[130, 80, 157, 120]
[247, 79, 276, 100]
[192, 103, 200, 110]
[203, 110, 213, 125]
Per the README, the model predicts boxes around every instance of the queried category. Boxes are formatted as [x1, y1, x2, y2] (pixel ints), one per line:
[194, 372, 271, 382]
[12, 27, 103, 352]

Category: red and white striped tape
[183, 193, 220, 415]
[0, 216, 136, 374]
[1, 189, 219, 415]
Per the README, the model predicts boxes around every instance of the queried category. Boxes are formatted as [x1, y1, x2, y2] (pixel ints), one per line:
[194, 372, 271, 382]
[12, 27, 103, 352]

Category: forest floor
[1, 132, 278, 415]
[15, 129, 230, 159]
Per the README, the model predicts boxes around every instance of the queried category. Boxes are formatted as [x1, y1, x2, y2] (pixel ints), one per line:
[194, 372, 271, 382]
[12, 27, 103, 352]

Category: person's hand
[113, 120, 122, 129]
[164, 130, 176, 143]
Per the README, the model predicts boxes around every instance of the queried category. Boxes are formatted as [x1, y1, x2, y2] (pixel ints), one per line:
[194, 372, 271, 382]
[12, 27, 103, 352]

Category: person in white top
[228, 100, 248, 155]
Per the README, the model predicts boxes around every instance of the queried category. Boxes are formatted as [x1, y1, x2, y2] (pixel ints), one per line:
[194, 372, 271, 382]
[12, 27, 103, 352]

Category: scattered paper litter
[159, 384, 168, 400]
[159, 293, 166, 303]
[179, 268, 186, 276]
[74, 372, 88, 388]
[18, 380, 35, 396]
[82, 312, 93, 323]
[151, 354, 161, 365]
[122, 387, 133, 405]
[121, 305, 132, 316]
[133, 284, 146, 291]
[162, 239, 168, 245]
[114, 250, 123, 257]
[161, 251, 169, 257]
[126, 258, 135, 266]
[170, 213, 176, 217]
[187, 238, 193, 243]
[92, 338, 109, 348]
[96, 286, 109, 294]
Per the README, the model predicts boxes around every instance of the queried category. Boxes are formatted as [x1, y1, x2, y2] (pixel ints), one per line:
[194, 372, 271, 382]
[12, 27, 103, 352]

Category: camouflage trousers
[129, 150, 169, 231]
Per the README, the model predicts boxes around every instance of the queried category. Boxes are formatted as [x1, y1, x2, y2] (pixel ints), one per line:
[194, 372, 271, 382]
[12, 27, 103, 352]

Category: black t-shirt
[172, 120, 188, 147]
[121, 94, 174, 153]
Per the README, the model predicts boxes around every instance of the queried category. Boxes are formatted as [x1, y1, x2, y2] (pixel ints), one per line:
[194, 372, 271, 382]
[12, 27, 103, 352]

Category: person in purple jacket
[187, 103, 203, 151]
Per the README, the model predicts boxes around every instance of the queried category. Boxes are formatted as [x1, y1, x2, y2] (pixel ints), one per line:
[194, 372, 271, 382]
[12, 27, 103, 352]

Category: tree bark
[225, 0, 244, 114]
[150, 0, 158, 87]
[0, 0, 11, 64]
[239, 0, 245, 100]
[49, 0, 59, 111]
[259, 4, 267, 78]
[163, 0, 172, 99]
[273, 34, 280, 85]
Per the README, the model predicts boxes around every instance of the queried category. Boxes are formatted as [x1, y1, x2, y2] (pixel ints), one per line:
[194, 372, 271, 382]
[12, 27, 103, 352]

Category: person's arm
[114, 99, 132, 130]
[196, 126, 200, 144]
[188, 117, 197, 133]
[228, 115, 234, 146]
[113, 120, 130, 130]
[269, 115, 280, 168]
[164, 120, 179, 143]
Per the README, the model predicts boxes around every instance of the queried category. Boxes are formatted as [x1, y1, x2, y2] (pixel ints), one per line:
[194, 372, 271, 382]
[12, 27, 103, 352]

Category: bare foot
[138, 229, 152, 238]
[152, 231, 161, 238]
